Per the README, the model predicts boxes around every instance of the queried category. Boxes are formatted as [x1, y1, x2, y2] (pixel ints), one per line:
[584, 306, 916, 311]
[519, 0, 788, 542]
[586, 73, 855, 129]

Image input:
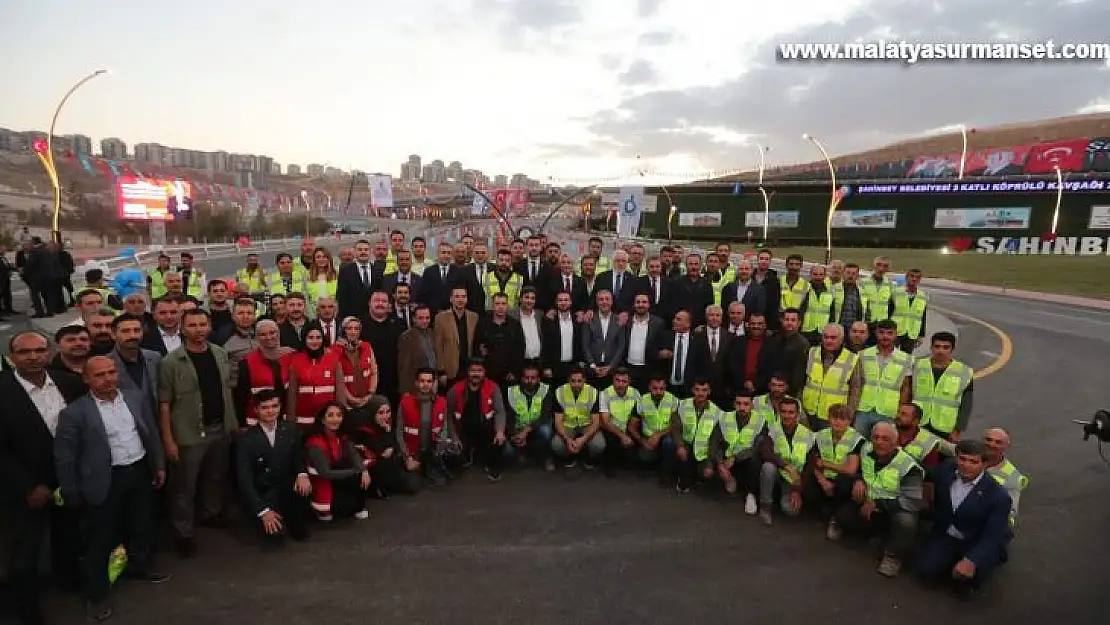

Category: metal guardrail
[87, 235, 369, 275]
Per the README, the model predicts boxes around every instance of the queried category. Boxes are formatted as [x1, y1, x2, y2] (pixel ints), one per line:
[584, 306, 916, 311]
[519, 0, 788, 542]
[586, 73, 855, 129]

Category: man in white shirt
[727, 302, 746, 337]
[543, 291, 578, 383]
[666, 311, 693, 398]
[513, 287, 544, 361]
[694, 304, 733, 406]
[145, 297, 183, 355]
[582, 290, 626, 390]
[313, 297, 340, 345]
[624, 293, 662, 392]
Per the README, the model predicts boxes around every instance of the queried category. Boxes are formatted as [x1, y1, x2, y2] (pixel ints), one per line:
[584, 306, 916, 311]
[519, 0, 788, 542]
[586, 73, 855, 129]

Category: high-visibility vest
[767, 421, 814, 484]
[830, 283, 871, 323]
[860, 443, 918, 499]
[289, 351, 339, 426]
[815, 428, 863, 478]
[236, 267, 267, 293]
[411, 257, 433, 275]
[718, 264, 737, 286]
[304, 277, 339, 312]
[752, 394, 779, 428]
[901, 428, 942, 463]
[860, 276, 894, 322]
[719, 410, 767, 457]
[556, 383, 598, 429]
[986, 459, 1028, 528]
[710, 273, 729, 307]
[483, 271, 523, 309]
[802, 347, 858, 421]
[508, 383, 549, 430]
[636, 392, 678, 436]
[801, 289, 834, 333]
[384, 250, 399, 275]
[912, 358, 973, 434]
[601, 386, 640, 431]
[182, 270, 204, 300]
[148, 268, 170, 299]
[780, 276, 810, 310]
[679, 399, 722, 460]
[575, 255, 611, 276]
[92, 286, 121, 312]
[856, 347, 912, 417]
[267, 271, 308, 296]
[892, 287, 929, 339]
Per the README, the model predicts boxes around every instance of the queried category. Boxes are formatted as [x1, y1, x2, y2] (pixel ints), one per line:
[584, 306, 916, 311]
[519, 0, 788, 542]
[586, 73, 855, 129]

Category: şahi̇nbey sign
[976, 236, 1110, 255]
[855, 179, 1110, 194]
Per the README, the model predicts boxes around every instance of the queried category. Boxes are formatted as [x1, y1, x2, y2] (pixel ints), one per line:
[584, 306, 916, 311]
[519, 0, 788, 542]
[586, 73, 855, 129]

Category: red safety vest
[331, 341, 376, 396]
[243, 350, 292, 426]
[399, 393, 447, 455]
[449, 379, 497, 422]
[289, 351, 338, 426]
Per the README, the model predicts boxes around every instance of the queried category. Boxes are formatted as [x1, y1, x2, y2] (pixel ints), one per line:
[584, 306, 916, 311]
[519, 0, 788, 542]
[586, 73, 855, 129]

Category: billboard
[933, 207, 1031, 229]
[744, 211, 799, 228]
[677, 212, 721, 227]
[831, 209, 897, 229]
[1090, 206, 1110, 230]
[603, 192, 658, 214]
[115, 176, 191, 221]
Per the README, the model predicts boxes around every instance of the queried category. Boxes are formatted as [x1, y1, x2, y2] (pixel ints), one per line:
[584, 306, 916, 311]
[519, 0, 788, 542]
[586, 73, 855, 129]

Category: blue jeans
[637, 433, 675, 464]
[504, 423, 553, 460]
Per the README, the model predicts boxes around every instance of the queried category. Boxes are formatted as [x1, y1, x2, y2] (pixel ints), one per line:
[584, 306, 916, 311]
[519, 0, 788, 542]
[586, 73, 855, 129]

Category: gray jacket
[107, 347, 162, 419]
[54, 389, 165, 507]
[581, 312, 627, 369]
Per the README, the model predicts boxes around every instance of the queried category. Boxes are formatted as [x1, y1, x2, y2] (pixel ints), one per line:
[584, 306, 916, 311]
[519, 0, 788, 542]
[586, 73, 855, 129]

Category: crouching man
[506, 362, 555, 471]
[551, 366, 605, 472]
[397, 368, 460, 488]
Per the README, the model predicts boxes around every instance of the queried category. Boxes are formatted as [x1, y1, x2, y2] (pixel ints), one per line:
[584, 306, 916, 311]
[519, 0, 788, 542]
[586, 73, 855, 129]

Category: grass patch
[742, 246, 1108, 299]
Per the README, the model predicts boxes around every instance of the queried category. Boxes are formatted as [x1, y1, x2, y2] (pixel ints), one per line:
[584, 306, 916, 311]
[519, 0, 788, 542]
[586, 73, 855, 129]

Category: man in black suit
[622, 293, 667, 392]
[660, 310, 699, 398]
[0, 331, 87, 624]
[670, 253, 714, 328]
[720, 259, 766, 320]
[594, 249, 637, 314]
[544, 253, 587, 313]
[418, 243, 462, 311]
[54, 356, 170, 621]
[918, 439, 1012, 596]
[725, 313, 779, 397]
[139, 296, 184, 356]
[450, 244, 484, 315]
[235, 389, 312, 548]
[753, 249, 782, 332]
[691, 304, 734, 407]
[390, 283, 416, 331]
[514, 235, 550, 297]
[636, 256, 676, 326]
[380, 249, 423, 301]
[541, 291, 584, 383]
[337, 239, 375, 321]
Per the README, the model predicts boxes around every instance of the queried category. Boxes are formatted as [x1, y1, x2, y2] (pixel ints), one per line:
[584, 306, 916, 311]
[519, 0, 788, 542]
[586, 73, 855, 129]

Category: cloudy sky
[1, 0, 1108, 184]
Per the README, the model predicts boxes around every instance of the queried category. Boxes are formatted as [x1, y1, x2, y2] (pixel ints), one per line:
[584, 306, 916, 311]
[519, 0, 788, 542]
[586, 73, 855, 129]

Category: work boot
[877, 554, 902, 578]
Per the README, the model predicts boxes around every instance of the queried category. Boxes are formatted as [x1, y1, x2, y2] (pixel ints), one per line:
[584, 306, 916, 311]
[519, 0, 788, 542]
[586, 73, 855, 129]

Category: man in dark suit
[418, 243, 462, 311]
[918, 439, 1012, 596]
[337, 239, 375, 321]
[753, 249, 782, 332]
[108, 313, 163, 418]
[622, 293, 667, 392]
[594, 250, 637, 314]
[54, 356, 170, 621]
[139, 296, 184, 356]
[691, 304, 734, 406]
[670, 254, 714, 328]
[542, 291, 584, 383]
[660, 310, 700, 398]
[380, 249, 423, 301]
[544, 253, 587, 313]
[513, 235, 548, 291]
[390, 283, 417, 331]
[0, 331, 87, 625]
[636, 256, 677, 327]
[580, 289, 627, 390]
[304, 297, 340, 347]
[724, 313, 779, 397]
[721, 259, 766, 320]
[449, 244, 484, 315]
[235, 389, 312, 548]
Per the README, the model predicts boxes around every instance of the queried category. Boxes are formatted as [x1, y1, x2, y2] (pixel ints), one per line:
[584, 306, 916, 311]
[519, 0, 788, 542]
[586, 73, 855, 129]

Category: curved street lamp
[452, 180, 515, 238]
[957, 123, 970, 180]
[756, 144, 772, 241]
[802, 133, 837, 265]
[33, 69, 108, 244]
[1050, 164, 1065, 235]
[538, 185, 601, 233]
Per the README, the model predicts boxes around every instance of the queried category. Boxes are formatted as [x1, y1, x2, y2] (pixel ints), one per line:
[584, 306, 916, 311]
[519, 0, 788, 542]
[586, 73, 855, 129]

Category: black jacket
[474, 315, 526, 381]
[235, 421, 307, 517]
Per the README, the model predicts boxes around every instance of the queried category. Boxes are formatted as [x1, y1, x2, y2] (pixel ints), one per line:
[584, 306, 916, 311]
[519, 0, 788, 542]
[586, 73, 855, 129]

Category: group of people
[0, 231, 1026, 624]
[4, 227, 79, 320]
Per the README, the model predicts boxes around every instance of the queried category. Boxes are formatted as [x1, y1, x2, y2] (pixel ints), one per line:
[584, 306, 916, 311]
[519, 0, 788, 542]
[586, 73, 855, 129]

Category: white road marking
[1031, 309, 1110, 326]
[980, 350, 999, 359]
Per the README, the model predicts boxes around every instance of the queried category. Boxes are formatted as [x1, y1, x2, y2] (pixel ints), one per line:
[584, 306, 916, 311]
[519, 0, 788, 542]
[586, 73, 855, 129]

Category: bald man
[983, 427, 1028, 530]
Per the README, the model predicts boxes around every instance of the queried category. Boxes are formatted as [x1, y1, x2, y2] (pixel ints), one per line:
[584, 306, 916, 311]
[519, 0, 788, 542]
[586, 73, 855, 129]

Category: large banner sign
[975, 235, 1110, 255]
[1089, 206, 1110, 230]
[368, 174, 394, 208]
[744, 211, 799, 228]
[677, 212, 722, 228]
[934, 207, 1031, 229]
[830, 209, 897, 229]
[115, 176, 190, 221]
[855, 179, 1110, 195]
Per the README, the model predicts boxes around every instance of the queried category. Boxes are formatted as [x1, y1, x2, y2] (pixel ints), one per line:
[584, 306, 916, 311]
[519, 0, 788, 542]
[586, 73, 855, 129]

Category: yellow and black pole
[803, 133, 837, 266]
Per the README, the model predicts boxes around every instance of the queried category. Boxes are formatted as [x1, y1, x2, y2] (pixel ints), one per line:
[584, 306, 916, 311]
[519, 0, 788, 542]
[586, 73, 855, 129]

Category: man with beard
[235, 320, 295, 428]
[219, 299, 260, 371]
[505, 362, 555, 471]
[278, 293, 311, 350]
[672, 254, 713, 328]
[801, 266, 834, 346]
[777, 308, 812, 397]
[397, 305, 437, 396]
[86, 308, 118, 356]
[50, 325, 91, 379]
[753, 249, 781, 333]
[206, 280, 234, 338]
[854, 319, 913, 437]
[140, 297, 183, 356]
[778, 254, 810, 323]
[446, 360, 508, 481]
[108, 313, 163, 418]
[722, 259, 765, 322]
[802, 324, 861, 430]
[360, 291, 402, 405]
[397, 368, 457, 488]
[474, 293, 525, 398]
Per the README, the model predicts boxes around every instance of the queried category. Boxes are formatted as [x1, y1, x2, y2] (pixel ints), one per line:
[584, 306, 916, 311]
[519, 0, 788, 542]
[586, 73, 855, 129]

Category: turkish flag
[1023, 139, 1089, 173]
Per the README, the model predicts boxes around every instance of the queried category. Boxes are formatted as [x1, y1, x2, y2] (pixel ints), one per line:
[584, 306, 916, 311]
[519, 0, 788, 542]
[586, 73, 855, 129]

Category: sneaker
[744, 494, 758, 515]
[724, 476, 738, 494]
[582, 460, 595, 471]
[877, 554, 902, 578]
[543, 458, 556, 472]
[758, 508, 773, 526]
[354, 510, 370, 520]
[826, 520, 842, 541]
[563, 458, 578, 469]
[487, 469, 502, 482]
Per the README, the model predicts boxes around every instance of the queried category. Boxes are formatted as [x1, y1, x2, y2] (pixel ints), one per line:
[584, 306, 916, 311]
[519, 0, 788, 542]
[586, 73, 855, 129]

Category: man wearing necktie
[600, 250, 634, 314]
[312, 297, 339, 347]
[667, 311, 692, 398]
[337, 240, 375, 321]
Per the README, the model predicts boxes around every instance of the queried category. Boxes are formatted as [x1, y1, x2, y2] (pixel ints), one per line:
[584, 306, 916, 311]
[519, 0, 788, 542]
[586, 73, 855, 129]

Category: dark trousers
[29, 280, 49, 316]
[624, 364, 650, 393]
[7, 503, 82, 618]
[803, 472, 855, 520]
[665, 443, 698, 488]
[168, 426, 230, 539]
[46, 279, 66, 314]
[897, 336, 919, 355]
[370, 456, 419, 494]
[729, 456, 763, 496]
[0, 273, 12, 313]
[460, 414, 505, 473]
[916, 532, 1006, 589]
[248, 487, 310, 545]
[833, 500, 919, 558]
[505, 424, 553, 465]
[62, 275, 75, 301]
[329, 475, 368, 519]
[82, 462, 157, 602]
[602, 430, 638, 471]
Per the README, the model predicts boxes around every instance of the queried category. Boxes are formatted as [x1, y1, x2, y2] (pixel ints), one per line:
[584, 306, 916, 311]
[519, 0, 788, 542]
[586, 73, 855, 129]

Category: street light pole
[958, 124, 969, 180]
[1050, 165, 1065, 235]
[538, 186, 602, 233]
[756, 144, 772, 241]
[34, 69, 108, 245]
[802, 133, 837, 266]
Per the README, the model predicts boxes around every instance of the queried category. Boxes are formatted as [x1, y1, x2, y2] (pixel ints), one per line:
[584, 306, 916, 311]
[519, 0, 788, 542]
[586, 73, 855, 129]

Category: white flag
[616, 185, 644, 236]
[368, 174, 394, 208]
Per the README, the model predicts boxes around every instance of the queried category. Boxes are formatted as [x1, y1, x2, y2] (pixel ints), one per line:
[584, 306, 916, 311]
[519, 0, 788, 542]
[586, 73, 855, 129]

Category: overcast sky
[1, 0, 1107, 184]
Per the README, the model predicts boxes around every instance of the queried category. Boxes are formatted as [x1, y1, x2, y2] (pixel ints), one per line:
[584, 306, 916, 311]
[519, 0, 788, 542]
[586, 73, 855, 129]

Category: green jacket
[157, 344, 238, 446]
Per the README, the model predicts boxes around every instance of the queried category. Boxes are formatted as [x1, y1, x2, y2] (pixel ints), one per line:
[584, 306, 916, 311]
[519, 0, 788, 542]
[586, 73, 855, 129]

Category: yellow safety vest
[148, 268, 169, 299]
[304, 277, 339, 311]
[267, 271, 308, 296]
[986, 459, 1028, 528]
[802, 347, 858, 421]
[636, 392, 678, 436]
[780, 275, 810, 310]
[830, 283, 871, 324]
[236, 267, 267, 293]
[710, 274, 729, 307]
[860, 276, 894, 322]
[912, 359, 973, 434]
[860, 444, 918, 499]
[679, 399, 723, 460]
[92, 286, 121, 312]
[602, 386, 640, 431]
[901, 428, 942, 463]
[556, 383, 598, 429]
[508, 383, 549, 430]
[483, 271, 523, 309]
[719, 410, 767, 457]
[856, 347, 912, 417]
[752, 394, 779, 428]
[892, 287, 929, 339]
[182, 270, 204, 299]
[802, 289, 834, 333]
[384, 250, 399, 275]
[815, 428, 863, 478]
[575, 255, 611, 276]
[768, 421, 814, 484]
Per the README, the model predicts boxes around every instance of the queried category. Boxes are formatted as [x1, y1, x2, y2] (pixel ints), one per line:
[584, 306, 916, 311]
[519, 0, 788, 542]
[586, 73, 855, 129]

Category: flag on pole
[616, 185, 645, 237]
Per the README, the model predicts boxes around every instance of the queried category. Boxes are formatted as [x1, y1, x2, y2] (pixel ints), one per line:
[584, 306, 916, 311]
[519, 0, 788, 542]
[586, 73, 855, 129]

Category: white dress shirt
[474, 264, 487, 286]
[627, 315, 650, 366]
[95, 392, 147, 466]
[16, 372, 68, 436]
[261, 420, 278, 446]
[558, 313, 574, 362]
[728, 323, 745, 337]
[320, 319, 336, 343]
[595, 313, 612, 362]
[395, 272, 412, 286]
[947, 472, 984, 539]
[520, 311, 542, 359]
[160, 328, 182, 353]
[734, 280, 750, 303]
[358, 262, 373, 286]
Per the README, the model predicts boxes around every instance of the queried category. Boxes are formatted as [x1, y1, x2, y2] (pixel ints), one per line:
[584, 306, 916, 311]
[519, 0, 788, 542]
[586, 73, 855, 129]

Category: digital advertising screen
[114, 176, 192, 221]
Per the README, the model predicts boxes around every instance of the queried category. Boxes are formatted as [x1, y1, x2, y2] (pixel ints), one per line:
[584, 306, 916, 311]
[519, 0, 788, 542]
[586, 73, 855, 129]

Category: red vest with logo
[449, 379, 498, 421]
[243, 350, 292, 426]
[399, 393, 448, 454]
[331, 341, 376, 396]
[289, 351, 339, 425]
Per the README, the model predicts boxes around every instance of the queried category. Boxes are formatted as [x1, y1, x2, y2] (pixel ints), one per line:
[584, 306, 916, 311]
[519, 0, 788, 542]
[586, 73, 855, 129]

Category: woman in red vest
[286, 327, 345, 429]
[354, 395, 420, 496]
[304, 402, 371, 521]
[332, 316, 378, 417]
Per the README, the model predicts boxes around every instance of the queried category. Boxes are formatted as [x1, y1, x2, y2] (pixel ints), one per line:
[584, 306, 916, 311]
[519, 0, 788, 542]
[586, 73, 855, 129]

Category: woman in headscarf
[353, 395, 420, 497]
[286, 327, 346, 430]
[304, 246, 339, 313]
[304, 402, 371, 521]
[331, 316, 378, 417]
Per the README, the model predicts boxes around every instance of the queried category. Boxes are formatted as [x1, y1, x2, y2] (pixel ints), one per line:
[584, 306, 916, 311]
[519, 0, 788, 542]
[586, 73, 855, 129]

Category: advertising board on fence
[1089, 206, 1110, 230]
[744, 211, 799, 228]
[678, 212, 722, 227]
[830, 209, 897, 228]
[934, 207, 1031, 229]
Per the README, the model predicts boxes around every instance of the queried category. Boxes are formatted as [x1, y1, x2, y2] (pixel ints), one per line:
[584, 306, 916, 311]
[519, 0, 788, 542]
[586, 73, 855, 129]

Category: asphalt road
[16, 244, 1107, 623]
